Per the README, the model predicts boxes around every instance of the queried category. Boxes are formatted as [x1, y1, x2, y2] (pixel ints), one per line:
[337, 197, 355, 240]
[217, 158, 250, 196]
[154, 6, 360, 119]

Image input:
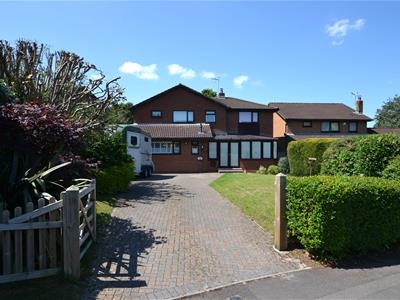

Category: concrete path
[85, 173, 304, 300]
[189, 258, 400, 299]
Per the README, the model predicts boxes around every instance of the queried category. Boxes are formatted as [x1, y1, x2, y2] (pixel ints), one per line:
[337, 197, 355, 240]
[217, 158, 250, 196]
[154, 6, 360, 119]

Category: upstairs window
[173, 111, 194, 123]
[205, 111, 216, 123]
[239, 111, 258, 123]
[349, 122, 358, 132]
[321, 121, 340, 133]
[151, 111, 162, 118]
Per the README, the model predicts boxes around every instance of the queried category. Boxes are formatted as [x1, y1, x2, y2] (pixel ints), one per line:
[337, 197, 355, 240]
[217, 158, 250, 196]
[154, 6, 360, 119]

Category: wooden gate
[0, 179, 96, 283]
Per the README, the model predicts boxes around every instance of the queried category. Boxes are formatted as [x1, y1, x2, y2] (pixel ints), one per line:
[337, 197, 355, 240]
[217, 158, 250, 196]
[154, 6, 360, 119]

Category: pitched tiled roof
[214, 134, 275, 141]
[136, 123, 213, 139]
[268, 102, 372, 121]
[132, 84, 276, 111]
[368, 128, 400, 134]
[213, 96, 273, 110]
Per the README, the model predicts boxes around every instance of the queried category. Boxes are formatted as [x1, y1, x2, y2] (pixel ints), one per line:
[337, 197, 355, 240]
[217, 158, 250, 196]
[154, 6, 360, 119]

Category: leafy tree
[105, 102, 134, 124]
[0, 40, 125, 128]
[201, 88, 217, 98]
[375, 95, 400, 128]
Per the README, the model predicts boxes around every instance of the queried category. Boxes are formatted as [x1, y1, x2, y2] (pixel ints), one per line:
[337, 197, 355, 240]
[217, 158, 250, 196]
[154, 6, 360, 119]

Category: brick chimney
[356, 96, 363, 114]
[218, 88, 225, 98]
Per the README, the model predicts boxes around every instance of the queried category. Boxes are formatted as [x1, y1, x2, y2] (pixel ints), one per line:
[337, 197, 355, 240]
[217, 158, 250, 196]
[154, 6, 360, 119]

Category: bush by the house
[381, 156, 400, 180]
[256, 165, 268, 175]
[83, 131, 134, 194]
[267, 165, 279, 175]
[96, 161, 135, 195]
[321, 134, 400, 177]
[286, 176, 400, 259]
[278, 157, 290, 174]
[287, 138, 336, 176]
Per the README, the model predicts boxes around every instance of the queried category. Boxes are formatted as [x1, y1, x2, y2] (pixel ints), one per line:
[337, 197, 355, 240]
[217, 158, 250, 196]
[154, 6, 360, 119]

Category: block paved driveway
[85, 173, 305, 300]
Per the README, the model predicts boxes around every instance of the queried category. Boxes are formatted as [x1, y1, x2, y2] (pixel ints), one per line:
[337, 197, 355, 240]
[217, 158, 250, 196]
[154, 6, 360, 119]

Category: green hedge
[96, 161, 135, 195]
[287, 176, 400, 258]
[381, 156, 400, 180]
[287, 138, 336, 176]
[322, 134, 400, 177]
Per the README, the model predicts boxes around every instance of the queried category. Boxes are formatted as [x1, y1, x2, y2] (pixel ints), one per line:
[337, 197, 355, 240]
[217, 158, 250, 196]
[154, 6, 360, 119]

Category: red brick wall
[152, 140, 218, 173]
[272, 113, 287, 137]
[286, 120, 368, 134]
[132, 88, 228, 132]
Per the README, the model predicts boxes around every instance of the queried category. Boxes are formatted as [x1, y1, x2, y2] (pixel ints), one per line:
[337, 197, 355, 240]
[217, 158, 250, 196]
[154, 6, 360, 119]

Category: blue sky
[1, 1, 399, 123]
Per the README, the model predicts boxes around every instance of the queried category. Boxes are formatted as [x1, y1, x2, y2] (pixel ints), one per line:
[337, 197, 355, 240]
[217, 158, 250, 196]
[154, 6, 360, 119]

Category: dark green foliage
[82, 131, 132, 169]
[375, 95, 400, 128]
[96, 161, 134, 195]
[278, 157, 290, 174]
[201, 88, 217, 98]
[105, 102, 134, 124]
[321, 137, 360, 175]
[267, 165, 279, 175]
[321, 134, 400, 177]
[287, 138, 336, 176]
[287, 176, 400, 259]
[0, 79, 16, 104]
[83, 131, 135, 195]
[381, 156, 400, 180]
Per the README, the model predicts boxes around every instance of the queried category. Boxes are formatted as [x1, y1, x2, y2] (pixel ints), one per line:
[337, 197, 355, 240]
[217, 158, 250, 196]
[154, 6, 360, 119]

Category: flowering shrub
[0, 103, 85, 155]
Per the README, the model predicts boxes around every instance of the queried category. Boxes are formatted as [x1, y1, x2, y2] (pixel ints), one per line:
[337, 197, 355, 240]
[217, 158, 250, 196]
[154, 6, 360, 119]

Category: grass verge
[210, 173, 275, 234]
[0, 196, 116, 300]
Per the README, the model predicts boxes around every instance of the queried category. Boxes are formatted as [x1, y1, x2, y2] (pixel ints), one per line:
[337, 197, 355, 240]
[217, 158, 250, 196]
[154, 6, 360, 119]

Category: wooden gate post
[274, 173, 288, 251]
[62, 186, 80, 279]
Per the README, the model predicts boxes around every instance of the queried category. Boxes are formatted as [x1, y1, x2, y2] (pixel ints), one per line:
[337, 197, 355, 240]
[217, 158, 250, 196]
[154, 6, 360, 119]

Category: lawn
[0, 196, 116, 300]
[211, 173, 275, 234]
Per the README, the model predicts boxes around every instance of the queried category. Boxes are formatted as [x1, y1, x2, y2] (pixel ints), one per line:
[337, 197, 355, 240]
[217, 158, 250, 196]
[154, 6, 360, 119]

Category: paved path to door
[85, 173, 305, 300]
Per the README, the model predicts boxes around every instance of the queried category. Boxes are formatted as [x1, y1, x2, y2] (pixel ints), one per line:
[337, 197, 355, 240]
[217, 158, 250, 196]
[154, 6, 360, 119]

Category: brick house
[131, 84, 278, 173]
[268, 97, 372, 154]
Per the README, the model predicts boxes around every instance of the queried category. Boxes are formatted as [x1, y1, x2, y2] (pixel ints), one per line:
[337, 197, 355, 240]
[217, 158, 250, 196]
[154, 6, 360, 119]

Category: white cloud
[119, 61, 159, 80]
[168, 64, 196, 79]
[332, 40, 344, 46]
[233, 75, 249, 88]
[201, 71, 217, 79]
[325, 18, 365, 38]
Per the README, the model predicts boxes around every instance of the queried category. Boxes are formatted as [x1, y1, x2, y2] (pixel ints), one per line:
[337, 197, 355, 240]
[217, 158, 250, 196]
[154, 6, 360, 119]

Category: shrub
[287, 138, 336, 176]
[321, 137, 359, 176]
[278, 157, 290, 174]
[381, 156, 400, 180]
[321, 134, 400, 177]
[96, 161, 135, 195]
[267, 165, 279, 175]
[82, 131, 132, 169]
[286, 176, 400, 259]
[256, 165, 268, 175]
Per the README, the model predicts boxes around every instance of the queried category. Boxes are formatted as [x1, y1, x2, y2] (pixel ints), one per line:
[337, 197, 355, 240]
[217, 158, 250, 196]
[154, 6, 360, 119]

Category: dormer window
[239, 112, 258, 123]
[173, 111, 194, 123]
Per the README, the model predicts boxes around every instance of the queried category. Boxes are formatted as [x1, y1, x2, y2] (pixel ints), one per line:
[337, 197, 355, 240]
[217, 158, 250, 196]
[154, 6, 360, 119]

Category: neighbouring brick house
[268, 96, 372, 154]
[131, 84, 279, 173]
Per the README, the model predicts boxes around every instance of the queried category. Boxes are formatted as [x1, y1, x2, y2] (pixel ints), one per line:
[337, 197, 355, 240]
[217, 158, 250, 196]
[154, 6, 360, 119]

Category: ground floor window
[152, 141, 181, 154]
[191, 142, 199, 155]
[241, 141, 251, 159]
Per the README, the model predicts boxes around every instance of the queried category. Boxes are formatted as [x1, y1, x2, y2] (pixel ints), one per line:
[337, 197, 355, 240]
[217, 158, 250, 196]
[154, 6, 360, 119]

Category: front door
[230, 142, 239, 167]
[220, 142, 229, 167]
